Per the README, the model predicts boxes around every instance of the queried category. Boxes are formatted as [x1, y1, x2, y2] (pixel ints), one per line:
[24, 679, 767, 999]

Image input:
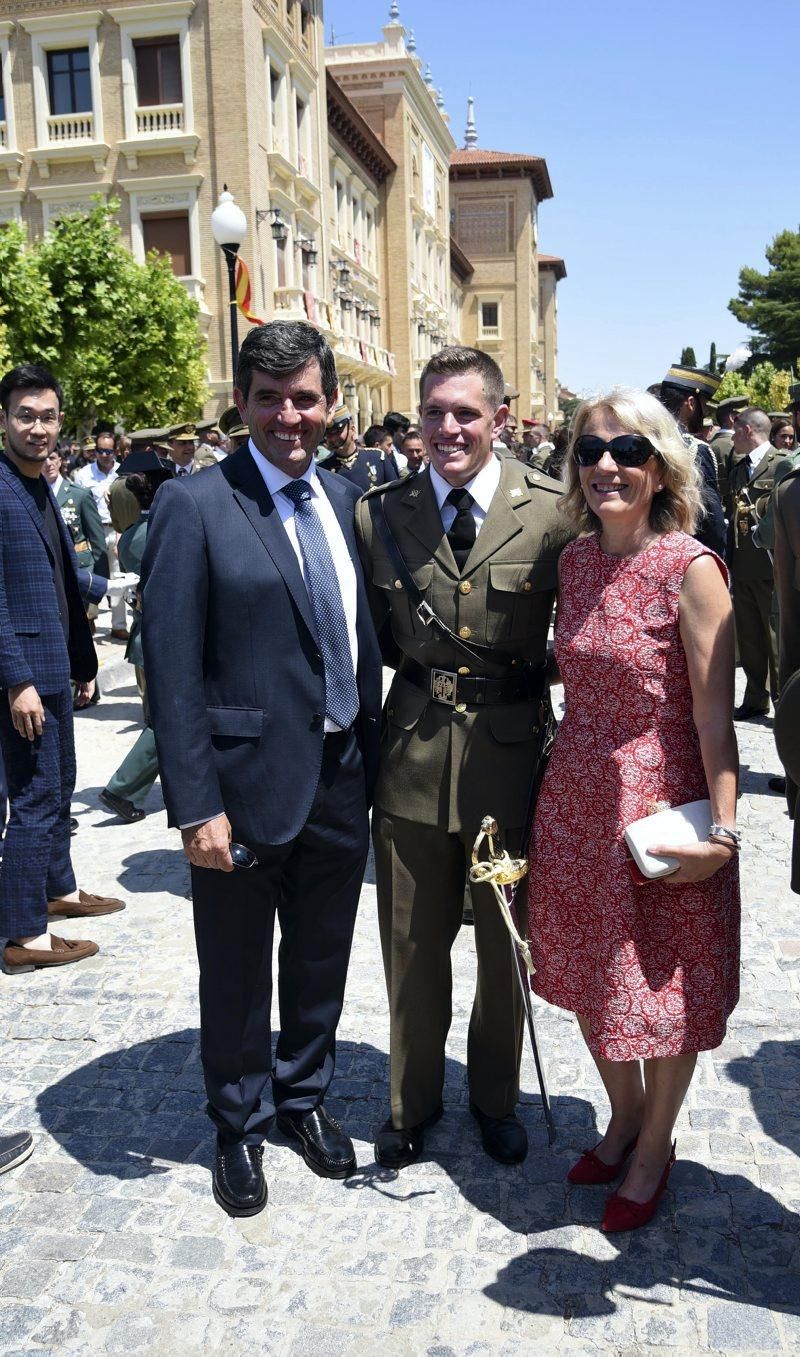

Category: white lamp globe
[211, 186, 247, 247]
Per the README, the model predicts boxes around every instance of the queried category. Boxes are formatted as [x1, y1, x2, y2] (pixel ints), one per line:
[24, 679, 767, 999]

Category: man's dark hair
[363, 424, 390, 448]
[0, 363, 63, 413]
[419, 346, 505, 410]
[384, 411, 410, 435]
[95, 432, 115, 449]
[401, 425, 423, 444]
[93, 419, 115, 436]
[236, 321, 337, 402]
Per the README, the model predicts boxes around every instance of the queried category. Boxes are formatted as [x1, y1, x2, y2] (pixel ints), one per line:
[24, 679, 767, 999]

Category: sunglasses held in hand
[573, 434, 657, 467]
[230, 842, 259, 869]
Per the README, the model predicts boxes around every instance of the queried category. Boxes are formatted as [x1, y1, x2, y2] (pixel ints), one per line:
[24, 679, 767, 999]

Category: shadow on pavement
[726, 1039, 800, 1161]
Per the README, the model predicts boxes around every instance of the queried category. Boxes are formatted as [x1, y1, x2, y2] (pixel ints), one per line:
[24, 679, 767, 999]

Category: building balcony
[30, 113, 109, 177]
[118, 104, 199, 170]
[0, 122, 23, 183]
[334, 332, 396, 379]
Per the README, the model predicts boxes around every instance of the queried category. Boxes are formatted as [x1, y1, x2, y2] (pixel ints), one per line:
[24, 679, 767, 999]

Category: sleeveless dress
[527, 531, 740, 1061]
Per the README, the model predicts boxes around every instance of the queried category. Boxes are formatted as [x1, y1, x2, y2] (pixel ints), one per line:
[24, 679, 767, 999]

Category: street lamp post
[210, 185, 248, 387]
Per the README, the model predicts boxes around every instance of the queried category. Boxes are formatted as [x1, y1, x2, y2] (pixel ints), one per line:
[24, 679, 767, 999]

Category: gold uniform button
[455, 702, 467, 713]
[522, 581, 533, 593]
[394, 580, 403, 590]
[458, 666, 470, 676]
[459, 580, 472, 595]
[459, 626, 471, 639]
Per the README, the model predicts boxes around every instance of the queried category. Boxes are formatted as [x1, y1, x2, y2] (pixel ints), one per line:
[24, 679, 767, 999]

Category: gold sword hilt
[469, 815, 528, 888]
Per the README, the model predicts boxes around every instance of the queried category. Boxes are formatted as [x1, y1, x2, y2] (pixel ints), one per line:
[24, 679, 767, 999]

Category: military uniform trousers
[106, 663, 159, 810]
[733, 577, 778, 710]
[0, 686, 77, 942]
[373, 809, 524, 1129]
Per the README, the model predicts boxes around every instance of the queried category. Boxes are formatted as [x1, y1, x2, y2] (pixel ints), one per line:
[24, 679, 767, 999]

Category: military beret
[715, 396, 749, 417]
[168, 422, 197, 441]
[775, 669, 800, 786]
[218, 405, 248, 438]
[662, 365, 722, 399]
[326, 403, 352, 431]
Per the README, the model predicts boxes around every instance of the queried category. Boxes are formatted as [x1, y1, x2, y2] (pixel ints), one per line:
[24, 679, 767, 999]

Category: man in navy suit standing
[0, 365, 126, 974]
[141, 322, 382, 1217]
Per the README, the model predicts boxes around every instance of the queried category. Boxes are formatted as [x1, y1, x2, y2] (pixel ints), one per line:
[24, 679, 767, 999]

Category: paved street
[1, 652, 799, 1355]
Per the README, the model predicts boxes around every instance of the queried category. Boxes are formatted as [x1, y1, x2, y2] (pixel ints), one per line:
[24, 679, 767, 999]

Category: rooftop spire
[389, 2, 400, 22]
[407, 28, 416, 52]
[424, 64, 434, 88]
[464, 96, 478, 150]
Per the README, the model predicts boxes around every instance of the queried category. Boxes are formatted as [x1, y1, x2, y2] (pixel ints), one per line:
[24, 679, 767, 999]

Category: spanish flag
[234, 256, 265, 325]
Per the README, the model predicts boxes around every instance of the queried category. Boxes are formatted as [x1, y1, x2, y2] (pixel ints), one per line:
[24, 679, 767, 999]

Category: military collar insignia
[509, 487, 522, 498]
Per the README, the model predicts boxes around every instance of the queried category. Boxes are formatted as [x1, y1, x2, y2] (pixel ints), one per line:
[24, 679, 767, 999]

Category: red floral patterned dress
[527, 531, 740, 1060]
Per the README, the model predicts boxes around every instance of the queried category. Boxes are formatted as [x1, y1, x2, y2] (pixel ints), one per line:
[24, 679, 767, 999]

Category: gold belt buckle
[430, 668, 457, 705]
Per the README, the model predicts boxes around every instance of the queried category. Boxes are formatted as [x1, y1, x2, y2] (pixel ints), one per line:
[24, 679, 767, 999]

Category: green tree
[680, 346, 697, 366]
[0, 200, 208, 430]
[713, 370, 749, 403]
[729, 227, 800, 370]
[709, 341, 718, 374]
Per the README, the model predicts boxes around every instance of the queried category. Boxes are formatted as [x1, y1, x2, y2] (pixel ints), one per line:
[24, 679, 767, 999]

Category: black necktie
[446, 488, 476, 570]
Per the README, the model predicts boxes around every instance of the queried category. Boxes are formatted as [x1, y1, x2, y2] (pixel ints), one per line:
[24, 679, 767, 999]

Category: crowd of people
[0, 326, 798, 1242]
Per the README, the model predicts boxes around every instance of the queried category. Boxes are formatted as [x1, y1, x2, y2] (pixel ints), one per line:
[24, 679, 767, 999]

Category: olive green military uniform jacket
[56, 479, 108, 575]
[118, 515, 148, 668]
[109, 476, 140, 535]
[753, 451, 800, 554]
[355, 457, 572, 834]
[727, 446, 784, 581]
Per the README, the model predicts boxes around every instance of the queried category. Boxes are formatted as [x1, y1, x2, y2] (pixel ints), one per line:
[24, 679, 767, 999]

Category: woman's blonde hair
[562, 386, 702, 536]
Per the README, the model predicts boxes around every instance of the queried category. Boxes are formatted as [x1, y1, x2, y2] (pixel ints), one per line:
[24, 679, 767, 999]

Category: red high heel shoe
[567, 1134, 639, 1185]
[600, 1141, 676, 1233]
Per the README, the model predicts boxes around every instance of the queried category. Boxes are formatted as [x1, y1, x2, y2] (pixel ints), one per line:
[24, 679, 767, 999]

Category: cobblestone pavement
[1, 663, 799, 1355]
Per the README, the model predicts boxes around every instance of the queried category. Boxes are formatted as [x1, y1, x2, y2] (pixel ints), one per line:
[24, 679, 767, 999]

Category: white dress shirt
[248, 439, 359, 731]
[747, 442, 772, 477]
[429, 454, 502, 536]
[75, 462, 117, 524]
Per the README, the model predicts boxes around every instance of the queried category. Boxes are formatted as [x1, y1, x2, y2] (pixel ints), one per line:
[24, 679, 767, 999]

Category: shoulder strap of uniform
[367, 491, 520, 671]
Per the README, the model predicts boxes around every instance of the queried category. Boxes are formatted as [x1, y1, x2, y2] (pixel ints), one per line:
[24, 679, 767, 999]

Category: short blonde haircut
[562, 387, 702, 536]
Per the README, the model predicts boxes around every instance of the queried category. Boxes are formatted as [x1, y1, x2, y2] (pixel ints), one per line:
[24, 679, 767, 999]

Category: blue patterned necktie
[280, 479, 359, 729]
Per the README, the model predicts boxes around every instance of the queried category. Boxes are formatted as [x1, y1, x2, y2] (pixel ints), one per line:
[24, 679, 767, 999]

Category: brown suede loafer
[3, 934, 99, 974]
[48, 889, 126, 919]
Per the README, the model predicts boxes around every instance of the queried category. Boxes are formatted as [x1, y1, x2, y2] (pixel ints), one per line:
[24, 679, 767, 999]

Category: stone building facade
[0, 1, 564, 423]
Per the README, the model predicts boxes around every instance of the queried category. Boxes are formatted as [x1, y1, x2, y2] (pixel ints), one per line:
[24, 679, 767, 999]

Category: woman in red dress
[528, 388, 740, 1233]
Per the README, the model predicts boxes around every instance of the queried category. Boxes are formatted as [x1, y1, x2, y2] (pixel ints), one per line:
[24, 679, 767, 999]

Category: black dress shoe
[470, 1102, 528, 1164]
[276, 1106, 356, 1179]
[374, 1103, 443, 1170]
[768, 775, 787, 794]
[100, 789, 146, 823]
[70, 818, 79, 834]
[733, 703, 769, 722]
[212, 1142, 267, 1217]
[0, 1130, 34, 1176]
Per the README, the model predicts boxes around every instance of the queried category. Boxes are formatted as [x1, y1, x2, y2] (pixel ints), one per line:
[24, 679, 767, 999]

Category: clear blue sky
[326, 0, 798, 395]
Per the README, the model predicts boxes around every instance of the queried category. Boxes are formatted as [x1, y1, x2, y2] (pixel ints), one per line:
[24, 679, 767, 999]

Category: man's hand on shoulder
[8, 682, 45, 740]
[181, 813, 235, 872]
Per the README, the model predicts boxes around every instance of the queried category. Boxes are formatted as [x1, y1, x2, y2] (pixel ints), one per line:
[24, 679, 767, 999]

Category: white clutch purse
[623, 799, 712, 880]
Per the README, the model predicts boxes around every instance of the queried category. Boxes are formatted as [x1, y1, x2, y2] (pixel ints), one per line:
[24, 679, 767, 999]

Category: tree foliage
[714, 363, 792, 411]
[680, 346, 697, 366]
[729, 227, 800, 371]
[0, 200, 208, 430]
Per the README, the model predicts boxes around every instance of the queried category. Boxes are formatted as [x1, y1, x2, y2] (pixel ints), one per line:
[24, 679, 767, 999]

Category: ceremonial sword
[469, 815, 556, 1145]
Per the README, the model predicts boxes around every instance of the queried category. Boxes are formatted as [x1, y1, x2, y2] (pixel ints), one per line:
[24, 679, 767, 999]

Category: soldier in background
[657, 364, 727, 558]
[709, 394, 748, 503]
[728, 407, 783, 719]
[217, 405, 249, 452]
[325, 408, 398, 491]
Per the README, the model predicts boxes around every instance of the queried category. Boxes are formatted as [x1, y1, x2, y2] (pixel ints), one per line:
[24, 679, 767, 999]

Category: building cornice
[326, 71, 395, 186]
[538, 253, 567, 281]
[450, 150, 553, 203]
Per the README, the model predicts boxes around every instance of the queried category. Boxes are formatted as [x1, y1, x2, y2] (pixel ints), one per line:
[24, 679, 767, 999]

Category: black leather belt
[400, 658, 540, 707]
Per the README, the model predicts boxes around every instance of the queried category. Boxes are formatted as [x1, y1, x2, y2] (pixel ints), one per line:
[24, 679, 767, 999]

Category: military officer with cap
[167, 422, 216, 476]
[657, 363, 727, 557]
[218, 404, 248, 452]
[356, 345, 572, 1170]
[727, 406, 783, 718]
[709, 395, 749, 502]
[773, 461, 800, 890]
[324, 404, 395, 492]
[110, 428, 169, 535]
[101, 448, 174, 823]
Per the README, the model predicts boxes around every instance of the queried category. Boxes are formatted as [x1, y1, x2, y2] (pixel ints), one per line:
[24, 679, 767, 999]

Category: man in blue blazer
[141, 322, 382, 1217]
[0, 364, 126, 974]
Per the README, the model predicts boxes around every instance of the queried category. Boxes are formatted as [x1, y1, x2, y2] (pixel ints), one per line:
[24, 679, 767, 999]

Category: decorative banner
[234, 256, 265, 325]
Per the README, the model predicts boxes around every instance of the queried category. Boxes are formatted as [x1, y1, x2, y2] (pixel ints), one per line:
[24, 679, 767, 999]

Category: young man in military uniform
[356, 346, 571, 1169]
[709, 394, 748, 504]
[657, 363, 727, 557]
[42, 447, 108, 579]
[323, 404, 395, 492]
[728, 406, 783, 718]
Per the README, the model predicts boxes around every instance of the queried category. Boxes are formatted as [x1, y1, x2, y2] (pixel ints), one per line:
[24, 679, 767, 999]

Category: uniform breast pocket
[486, 558, 558, 642]
[373, 560, 434, 638]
